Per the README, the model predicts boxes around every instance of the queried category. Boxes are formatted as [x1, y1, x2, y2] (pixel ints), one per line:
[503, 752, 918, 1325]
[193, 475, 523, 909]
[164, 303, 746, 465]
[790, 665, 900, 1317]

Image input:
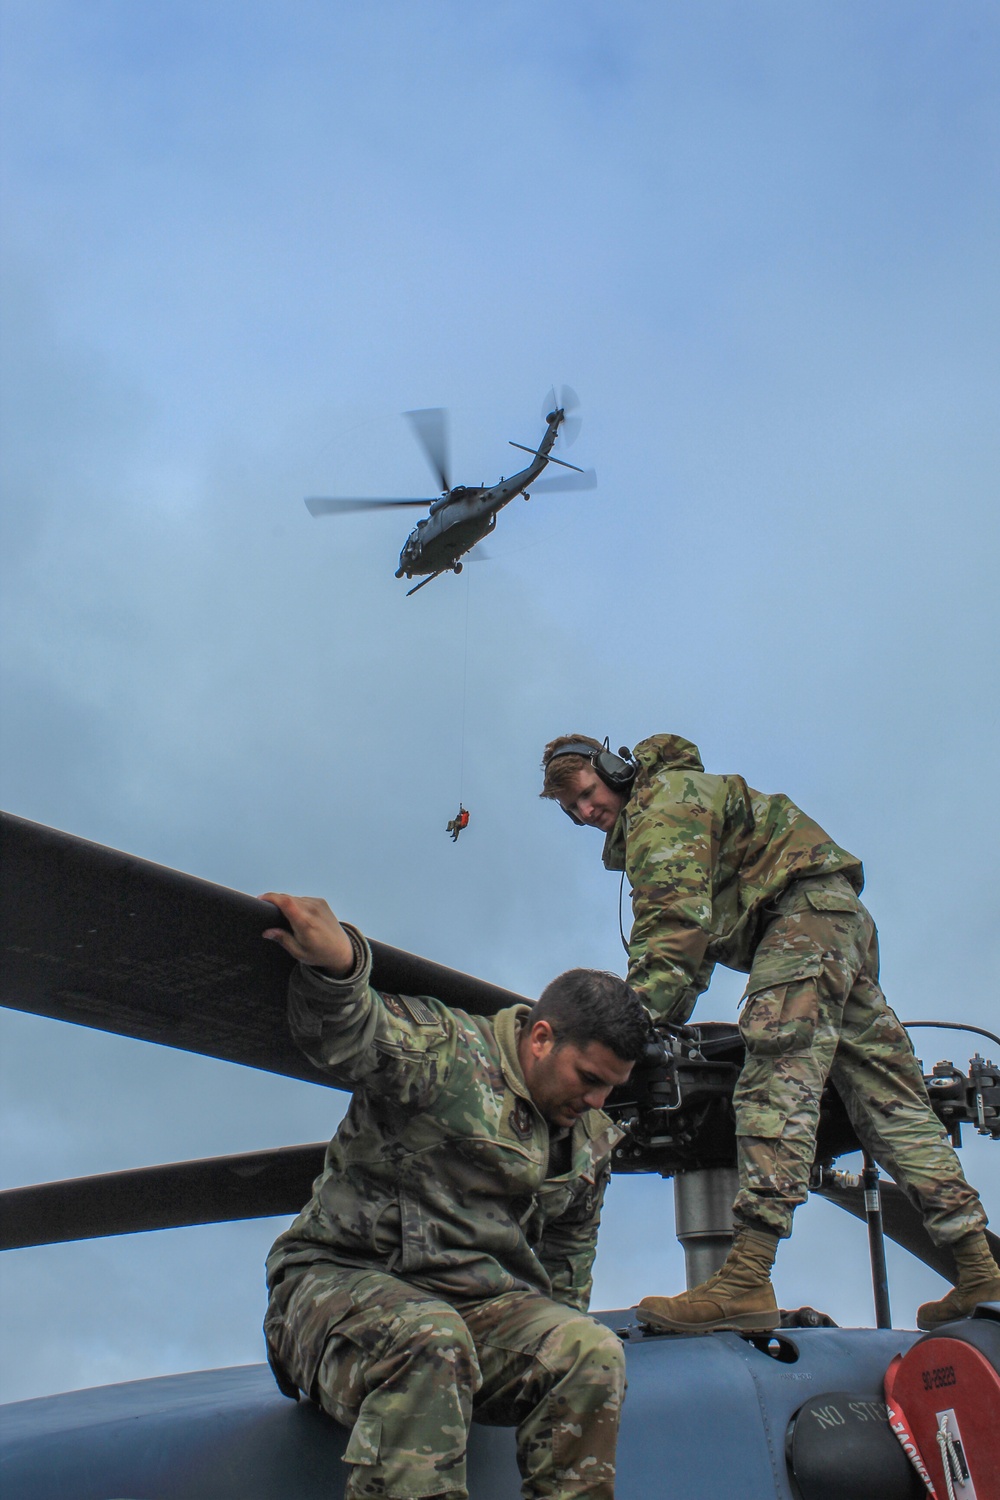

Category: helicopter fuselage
[394, 409, 564, 581]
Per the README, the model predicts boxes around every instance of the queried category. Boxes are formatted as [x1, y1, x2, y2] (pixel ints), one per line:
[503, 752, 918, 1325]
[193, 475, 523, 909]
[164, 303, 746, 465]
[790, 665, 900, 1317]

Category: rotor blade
[306, 497, 431, 516]
[541, 386, 558, 423]
[0, 812, 529, 1086]
[559, 384, 580, 414]
[528, 468, 597, 493]
[813, 1176, 1000, 1281]
[558, 415, 583, 448]
[404, 408, 451, 493]
[405, 570, 444, 596]
[0, 1144, 328, 1250]
[507, 442, 585, 473]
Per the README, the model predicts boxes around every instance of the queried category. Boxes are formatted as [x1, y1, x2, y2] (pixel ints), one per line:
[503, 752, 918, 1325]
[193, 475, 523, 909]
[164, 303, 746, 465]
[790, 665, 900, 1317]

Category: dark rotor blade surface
[404, 408, 451, 493]
[0, 1143, 329, 1250]
[0, 812, 528, 1086]
[528, 469, 597, 493]
[305, 497, 431, 515]
[813, 1177, 1000, 1280]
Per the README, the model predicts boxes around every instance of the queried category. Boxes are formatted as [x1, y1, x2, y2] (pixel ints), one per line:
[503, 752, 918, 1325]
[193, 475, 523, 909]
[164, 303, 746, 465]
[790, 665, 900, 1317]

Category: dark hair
[531, 969, 650, 1063]
[539, 733, 604, 801]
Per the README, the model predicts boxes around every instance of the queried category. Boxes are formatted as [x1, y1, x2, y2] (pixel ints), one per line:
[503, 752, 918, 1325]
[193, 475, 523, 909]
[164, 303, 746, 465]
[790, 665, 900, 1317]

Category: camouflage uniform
[265, 930, 626, 1499]
[603, 735, 986, 1243]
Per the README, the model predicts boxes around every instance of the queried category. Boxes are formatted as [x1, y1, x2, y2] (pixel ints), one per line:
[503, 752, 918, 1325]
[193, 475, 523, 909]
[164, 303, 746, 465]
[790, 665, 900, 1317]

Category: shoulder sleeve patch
[381, 992, 439, 1026]
[505, 1096, 536, 1143]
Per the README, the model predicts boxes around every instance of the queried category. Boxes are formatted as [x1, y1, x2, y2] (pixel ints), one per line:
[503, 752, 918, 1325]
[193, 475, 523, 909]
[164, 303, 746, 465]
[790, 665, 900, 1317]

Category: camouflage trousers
[733, 873, 987, 1243]
[264, 1263, 626, 1500]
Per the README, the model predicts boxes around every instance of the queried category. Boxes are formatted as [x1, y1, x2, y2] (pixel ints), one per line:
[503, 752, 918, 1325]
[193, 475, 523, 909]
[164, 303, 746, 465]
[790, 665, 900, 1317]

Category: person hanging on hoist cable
[446, 805, 470, 842]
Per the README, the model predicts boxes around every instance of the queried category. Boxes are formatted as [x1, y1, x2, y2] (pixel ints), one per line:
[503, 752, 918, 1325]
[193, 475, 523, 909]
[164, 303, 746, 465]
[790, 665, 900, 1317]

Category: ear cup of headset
[546, 740, 638, 797]
[593, 748, 637, 792]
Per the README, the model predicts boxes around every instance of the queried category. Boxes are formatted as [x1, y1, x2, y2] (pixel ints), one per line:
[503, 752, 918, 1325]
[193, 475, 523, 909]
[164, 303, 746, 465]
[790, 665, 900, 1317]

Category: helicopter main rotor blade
[404, 408, 451, 494]
[813, 1176, 1000, 1281]
[0, 812, 529, 1087]
[305, 497, 431, 516]
[528, 468, 597, 493]
[0, 1144, 329, 1250]
[507, 442, 585, 473]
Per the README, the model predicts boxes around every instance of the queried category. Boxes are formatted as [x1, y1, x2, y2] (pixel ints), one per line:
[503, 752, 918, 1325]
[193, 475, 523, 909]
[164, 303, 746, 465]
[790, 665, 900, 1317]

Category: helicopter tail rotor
[541, 385, 582, 446]
[558, 385, 582, 446]
[404, 408, 452, 494]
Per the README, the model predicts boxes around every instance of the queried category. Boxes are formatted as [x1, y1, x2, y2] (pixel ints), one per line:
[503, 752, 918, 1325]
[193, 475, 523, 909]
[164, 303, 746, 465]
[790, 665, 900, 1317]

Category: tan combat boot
[635, 1226, 780, 1333]
[916, 1231, 1000, 1331]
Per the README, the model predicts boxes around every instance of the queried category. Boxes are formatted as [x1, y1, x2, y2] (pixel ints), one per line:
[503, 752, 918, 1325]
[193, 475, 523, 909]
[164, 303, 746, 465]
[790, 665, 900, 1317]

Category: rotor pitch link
[506, 442, 586, 473]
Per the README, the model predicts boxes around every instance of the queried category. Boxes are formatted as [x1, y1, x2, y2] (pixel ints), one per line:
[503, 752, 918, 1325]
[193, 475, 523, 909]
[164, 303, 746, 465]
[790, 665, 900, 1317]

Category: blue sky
[1, 1, 998, 1401]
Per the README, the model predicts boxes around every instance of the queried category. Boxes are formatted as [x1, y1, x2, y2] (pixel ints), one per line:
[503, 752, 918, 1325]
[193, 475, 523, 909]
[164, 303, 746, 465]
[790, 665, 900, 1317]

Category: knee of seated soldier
[390, 1303, 478, 1367]
[541, 1315, 626, 1387]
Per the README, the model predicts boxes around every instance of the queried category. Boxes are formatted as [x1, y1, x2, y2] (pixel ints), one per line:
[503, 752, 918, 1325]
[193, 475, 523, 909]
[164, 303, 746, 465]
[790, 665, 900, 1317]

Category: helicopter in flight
[305, 387, 597, 595]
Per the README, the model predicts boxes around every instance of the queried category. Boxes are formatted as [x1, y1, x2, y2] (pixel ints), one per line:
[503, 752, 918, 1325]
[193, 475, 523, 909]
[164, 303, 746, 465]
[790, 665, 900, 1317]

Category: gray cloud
[1, 2, 998, 1402]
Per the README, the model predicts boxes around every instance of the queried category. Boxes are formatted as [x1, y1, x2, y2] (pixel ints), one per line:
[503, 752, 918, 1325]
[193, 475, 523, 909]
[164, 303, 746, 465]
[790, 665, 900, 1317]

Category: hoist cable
[457, 568, 471, 803]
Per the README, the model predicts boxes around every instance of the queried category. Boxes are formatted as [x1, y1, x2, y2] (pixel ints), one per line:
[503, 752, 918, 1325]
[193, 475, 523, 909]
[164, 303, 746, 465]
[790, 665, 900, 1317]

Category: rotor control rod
[862, 1154, 892, 1329]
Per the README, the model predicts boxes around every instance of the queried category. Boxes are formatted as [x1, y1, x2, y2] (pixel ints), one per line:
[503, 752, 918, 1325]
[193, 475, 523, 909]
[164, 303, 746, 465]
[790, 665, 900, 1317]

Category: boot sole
[916, 1288, 1000, 1332]
[636, 1308, 779, 1334]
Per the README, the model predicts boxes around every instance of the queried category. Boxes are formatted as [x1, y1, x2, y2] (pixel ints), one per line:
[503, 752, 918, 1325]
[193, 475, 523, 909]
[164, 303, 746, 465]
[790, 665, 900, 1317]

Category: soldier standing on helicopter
[540, 732, 1000, 1334]
[260, 890, 649, 1500]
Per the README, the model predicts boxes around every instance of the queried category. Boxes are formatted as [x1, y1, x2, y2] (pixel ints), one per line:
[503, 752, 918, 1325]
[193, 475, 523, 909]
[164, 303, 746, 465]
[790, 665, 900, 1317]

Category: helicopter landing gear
[453, 562, 463, 574]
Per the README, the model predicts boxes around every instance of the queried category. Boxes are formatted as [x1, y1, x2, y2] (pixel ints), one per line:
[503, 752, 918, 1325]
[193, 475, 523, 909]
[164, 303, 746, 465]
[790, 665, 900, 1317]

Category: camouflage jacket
[602, 735, 864, 1025]
[266, 930, 622, 1311]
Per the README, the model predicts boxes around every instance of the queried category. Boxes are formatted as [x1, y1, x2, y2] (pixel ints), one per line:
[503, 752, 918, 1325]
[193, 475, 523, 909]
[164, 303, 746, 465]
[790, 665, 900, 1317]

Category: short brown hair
[532, 968, 650, 1062]
[540, 734, 604, 801]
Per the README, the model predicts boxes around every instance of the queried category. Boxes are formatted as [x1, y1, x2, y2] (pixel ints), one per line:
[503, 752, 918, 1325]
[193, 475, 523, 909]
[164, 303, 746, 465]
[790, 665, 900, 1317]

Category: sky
[1, 0, 998, 1404]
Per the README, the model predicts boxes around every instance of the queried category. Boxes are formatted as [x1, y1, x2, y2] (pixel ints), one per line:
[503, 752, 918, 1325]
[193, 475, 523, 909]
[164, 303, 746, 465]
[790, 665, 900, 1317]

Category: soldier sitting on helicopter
[541, 732, 1000, 1335]
[260, 891, 649, 1500]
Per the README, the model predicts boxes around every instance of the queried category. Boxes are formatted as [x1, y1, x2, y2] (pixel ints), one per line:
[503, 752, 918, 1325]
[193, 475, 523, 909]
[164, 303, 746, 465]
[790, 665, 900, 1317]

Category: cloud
[2, 2, 998, 1401]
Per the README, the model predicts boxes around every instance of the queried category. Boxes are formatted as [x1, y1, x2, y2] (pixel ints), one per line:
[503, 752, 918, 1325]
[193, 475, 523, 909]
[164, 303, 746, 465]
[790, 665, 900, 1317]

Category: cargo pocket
[803, 883, 859, 915]
[734, 1100, 786, 1139]
[344, 1410, 382, 1468]
[739, 979, 820, 1057]
[263, 1271, 355, 1404]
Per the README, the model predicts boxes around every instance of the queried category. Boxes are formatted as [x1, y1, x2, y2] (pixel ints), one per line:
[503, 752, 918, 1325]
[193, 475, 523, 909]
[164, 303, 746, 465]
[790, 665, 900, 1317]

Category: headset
[546, 737, 638, 824]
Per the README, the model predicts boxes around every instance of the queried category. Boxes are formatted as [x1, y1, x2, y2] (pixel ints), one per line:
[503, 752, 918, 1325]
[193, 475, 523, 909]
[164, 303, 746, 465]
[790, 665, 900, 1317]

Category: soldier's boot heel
[635, 1226, 780, 1334]
[916, 1230, 1000, 1331]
